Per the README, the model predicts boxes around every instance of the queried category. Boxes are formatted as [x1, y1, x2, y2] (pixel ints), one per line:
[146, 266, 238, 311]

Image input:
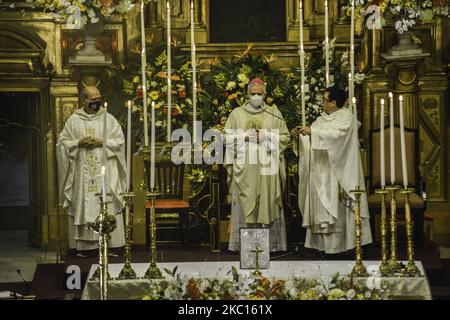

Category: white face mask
[249, 94, 264, 107]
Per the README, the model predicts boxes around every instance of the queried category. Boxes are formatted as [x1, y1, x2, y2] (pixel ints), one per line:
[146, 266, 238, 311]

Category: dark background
[210, 0, 286, 43]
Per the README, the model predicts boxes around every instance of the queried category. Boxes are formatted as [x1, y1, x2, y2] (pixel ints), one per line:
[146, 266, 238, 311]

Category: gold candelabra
[87, 194, 116, 300]
[375, 188, 390, 276]
[144, 189, 162, 279]
[386, 185, 402, 275]
[118, 191, 137, 280]
[400, 188, 421, 277]
[350, 186, 368, 277]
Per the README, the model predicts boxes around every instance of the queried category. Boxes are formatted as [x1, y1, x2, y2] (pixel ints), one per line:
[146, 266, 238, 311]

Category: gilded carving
[421, 96, 440, 129]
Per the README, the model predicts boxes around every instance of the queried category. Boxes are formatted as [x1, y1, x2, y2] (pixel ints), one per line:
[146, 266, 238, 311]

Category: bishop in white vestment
[224, 78, 290, 252]
[292, 86, 372, 254]
[56, 87, 125, 254]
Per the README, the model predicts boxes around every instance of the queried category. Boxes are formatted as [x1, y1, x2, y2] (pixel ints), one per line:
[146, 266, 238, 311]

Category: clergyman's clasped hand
[78, 137, 103, 149]
[291, 126, 311, 139]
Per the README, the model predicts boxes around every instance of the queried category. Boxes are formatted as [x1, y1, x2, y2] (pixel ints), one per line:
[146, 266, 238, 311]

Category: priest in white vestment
[56, 86, 125, 256]
[224, 78, 290, 252]
[292, 86, 372, 254]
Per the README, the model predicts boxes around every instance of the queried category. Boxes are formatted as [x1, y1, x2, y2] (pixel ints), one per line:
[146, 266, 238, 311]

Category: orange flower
[433, 0, 447, 6]
[228, 93, 238, 100]
[100, 0, 113, 7]
[156, 71, 167, 78]
[178, 90, 186, 99]
[186, 279, 202, 300]
[171, 75, 181, 81]
[172, 105, 183, 116]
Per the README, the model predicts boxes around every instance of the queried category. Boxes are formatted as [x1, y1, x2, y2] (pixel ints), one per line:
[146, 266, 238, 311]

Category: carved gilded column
[149, 0, 159, 27]
[381, 54, 429, 128]
[287, 0, 310, 42]
[186, 0, 207, 43]
[303, 0, 313, 25]
[292, 0, 299, 25]
[194, 0, 202, 26]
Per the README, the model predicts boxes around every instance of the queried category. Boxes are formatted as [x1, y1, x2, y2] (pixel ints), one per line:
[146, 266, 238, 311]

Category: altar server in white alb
[224, 78, 290, 252]
[56, 86, 125, 257]
[292, 85, 372, 254]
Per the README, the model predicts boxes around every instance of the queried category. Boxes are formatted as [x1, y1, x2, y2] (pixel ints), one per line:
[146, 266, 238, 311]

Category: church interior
[0, 0, 449, 301]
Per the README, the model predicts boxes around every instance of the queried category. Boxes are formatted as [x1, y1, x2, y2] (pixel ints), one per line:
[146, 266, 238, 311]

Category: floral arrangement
[186, 167, 207, 193]
[346, 0, 450, 34]
[299, 37, 366, 125]
[139, 267, 390, 300]
[107, 38, 194, 142]
[31, 0, 135, 28]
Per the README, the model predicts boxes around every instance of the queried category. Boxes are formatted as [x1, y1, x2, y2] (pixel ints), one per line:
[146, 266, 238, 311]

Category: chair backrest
[144, 159, 185, 199]
[369, 126, 419, 192]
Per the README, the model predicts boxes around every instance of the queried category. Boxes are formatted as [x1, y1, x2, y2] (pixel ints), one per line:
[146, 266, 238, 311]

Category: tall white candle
[191, 0, 197, 144]
[350, 44, 355, 102]
[352, 97, 359, 188]
[399, 95, 408, 189]
[126, 100, 132, 191]
[150, 101, 156, 189]
[380, 98, 386, 188]
[101, 165, 106, 203]
[350, 0, 355, 100]
[389, 92, 395, 185]
[348, 72, 352, 108]
[167, 0, 172, 142]
[141, 1, 149, 146]
[325, 0, 330, 87]
[103, 102, 108, 168]
[299, 0, 306, 127]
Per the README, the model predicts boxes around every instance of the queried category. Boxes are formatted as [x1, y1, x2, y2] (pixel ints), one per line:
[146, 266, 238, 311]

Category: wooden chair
[367, 126, 425, 247]
[144, 159, 190, 247]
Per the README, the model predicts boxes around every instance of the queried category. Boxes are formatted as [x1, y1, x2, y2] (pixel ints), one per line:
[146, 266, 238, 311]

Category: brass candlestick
[350, 186, 368, 277]
[375, 188, 390, 276]
[386, 185, 402, 274]
[87, 194, 116, 300]
[400, 188, 421, 277]
[118, 191, 137, 280]
[139, 147, 150, 191]
[251, 245, 264, 277]
[144, 189, 162, 279]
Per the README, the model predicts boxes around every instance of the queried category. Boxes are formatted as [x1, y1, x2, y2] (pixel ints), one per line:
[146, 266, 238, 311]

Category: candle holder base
[351, 261, 369, 277]
[144, 265, 163, 280]
[251, 270, 262, 278]
[118, 264, 137, 280]
[402, 261, 421, 277]
[90, 267, 111, 282]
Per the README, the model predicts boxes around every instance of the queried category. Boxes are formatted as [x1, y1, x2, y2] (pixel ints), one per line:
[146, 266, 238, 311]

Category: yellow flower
[149, 91, 159, 101]
[132, 76, 140, 84]
[239, 82, 246, 89]
[266, 97, 273, 105]
[212, 99, 218, 105]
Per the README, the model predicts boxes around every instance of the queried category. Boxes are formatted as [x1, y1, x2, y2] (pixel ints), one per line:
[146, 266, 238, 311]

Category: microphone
[16, 269, 27, 282]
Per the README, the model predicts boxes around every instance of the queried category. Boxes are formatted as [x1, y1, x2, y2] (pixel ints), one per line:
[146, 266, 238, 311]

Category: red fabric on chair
[146, 199, 190, 209]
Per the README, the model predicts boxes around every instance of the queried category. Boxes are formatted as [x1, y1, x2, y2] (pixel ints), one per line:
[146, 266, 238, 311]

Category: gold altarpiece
[0, 1, 448, 251]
